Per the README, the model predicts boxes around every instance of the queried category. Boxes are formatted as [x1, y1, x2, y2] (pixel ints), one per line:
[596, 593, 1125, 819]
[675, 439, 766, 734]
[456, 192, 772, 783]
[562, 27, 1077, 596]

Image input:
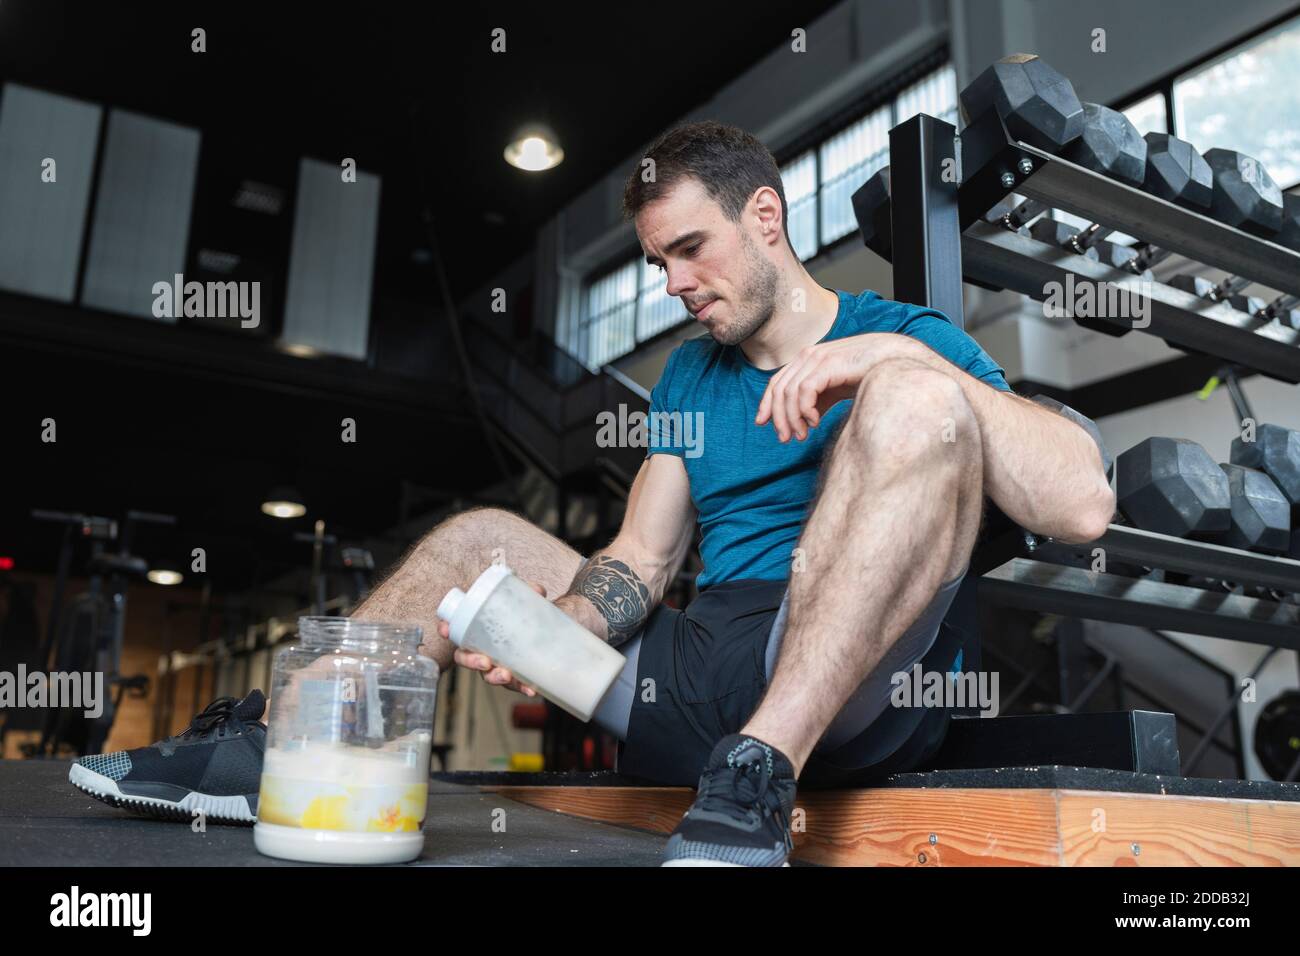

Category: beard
[706, 230, 780, 346]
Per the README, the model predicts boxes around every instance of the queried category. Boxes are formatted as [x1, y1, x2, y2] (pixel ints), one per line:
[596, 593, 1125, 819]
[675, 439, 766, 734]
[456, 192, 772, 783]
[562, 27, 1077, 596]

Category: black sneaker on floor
[68, 690, 267, 825]
[662, 733, 797, 867]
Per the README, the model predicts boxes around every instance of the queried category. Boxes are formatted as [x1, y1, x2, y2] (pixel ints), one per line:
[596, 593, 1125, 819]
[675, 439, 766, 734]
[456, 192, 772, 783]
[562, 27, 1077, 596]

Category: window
[0, 85, 101, 302]
[636, 258, 686, 342]
[782, 151, 818, 261]
[578, 262, 638, 369]
[1173, 14, 1300, 188]
[81, 110, 201, 319]
[818, 107, 890, 247]
[1122, 93, 1168, 135]
[896, 64, 959, 128]
[281, 157, 382, 360]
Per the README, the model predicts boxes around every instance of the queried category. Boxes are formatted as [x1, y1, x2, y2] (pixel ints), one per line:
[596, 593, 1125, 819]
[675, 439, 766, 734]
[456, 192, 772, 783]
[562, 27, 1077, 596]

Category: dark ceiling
[0, 0, 841, 596]
[0, 0, 842, 300]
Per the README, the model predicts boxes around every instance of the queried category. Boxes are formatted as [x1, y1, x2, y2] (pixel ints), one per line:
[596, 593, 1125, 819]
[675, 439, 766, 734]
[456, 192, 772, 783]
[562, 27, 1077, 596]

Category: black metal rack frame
[880, 111, 1300, 648]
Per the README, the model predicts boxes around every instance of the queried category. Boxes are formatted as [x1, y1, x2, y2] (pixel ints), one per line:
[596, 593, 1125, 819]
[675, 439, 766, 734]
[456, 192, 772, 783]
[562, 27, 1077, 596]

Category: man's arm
[756, 331, 1115, 544]
[554, 453, 697, 646]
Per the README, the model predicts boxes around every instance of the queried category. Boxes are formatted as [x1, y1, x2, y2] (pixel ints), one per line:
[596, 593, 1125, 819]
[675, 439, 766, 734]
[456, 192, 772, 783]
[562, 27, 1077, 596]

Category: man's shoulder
[837, 288, 947, 331]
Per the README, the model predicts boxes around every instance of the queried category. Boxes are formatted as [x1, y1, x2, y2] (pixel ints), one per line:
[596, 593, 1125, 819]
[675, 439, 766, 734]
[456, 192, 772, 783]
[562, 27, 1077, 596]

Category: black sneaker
[662, 733, 797, 867]
[68, 690, 267, 825]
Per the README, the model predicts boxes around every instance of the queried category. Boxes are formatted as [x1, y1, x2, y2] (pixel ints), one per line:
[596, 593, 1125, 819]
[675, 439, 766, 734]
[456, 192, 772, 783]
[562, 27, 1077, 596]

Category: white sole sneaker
[68, 762, 257, 825]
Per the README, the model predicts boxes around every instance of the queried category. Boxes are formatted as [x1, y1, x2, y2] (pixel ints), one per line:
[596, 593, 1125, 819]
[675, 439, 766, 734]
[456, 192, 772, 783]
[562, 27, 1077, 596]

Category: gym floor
[0, 761, 667, 867]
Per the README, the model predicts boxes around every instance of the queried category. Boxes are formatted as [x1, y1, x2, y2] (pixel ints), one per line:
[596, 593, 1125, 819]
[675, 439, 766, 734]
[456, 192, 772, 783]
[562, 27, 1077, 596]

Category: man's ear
[751, 186, 785, 244]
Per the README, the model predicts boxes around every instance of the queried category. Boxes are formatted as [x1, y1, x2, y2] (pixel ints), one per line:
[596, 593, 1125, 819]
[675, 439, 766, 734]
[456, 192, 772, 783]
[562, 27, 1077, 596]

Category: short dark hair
[622, 120, 789, 242]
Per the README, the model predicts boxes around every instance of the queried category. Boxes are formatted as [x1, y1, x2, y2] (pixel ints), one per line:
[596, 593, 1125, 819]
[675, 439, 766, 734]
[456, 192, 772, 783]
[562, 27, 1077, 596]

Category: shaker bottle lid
[436, 562, 513, 647]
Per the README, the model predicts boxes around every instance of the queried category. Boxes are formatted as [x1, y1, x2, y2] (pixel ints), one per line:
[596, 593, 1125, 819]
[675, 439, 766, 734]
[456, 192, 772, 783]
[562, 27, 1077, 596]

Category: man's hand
[439, 580, 589, 698]
[755, 334, 909, 441]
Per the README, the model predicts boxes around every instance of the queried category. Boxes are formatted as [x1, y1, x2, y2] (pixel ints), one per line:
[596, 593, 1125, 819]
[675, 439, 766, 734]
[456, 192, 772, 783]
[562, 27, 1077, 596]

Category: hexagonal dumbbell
[1231, 423, 1300, 514]
[1217, 463, 1292, 553]
[1063, 103, 1147, 187]
[959, 53, 1085, 151]
[1117, 437, 1231, 538]
[1141, 132, 1213, 210]
[851, 166, 892, 259]
[1203, 148, 1285, 237]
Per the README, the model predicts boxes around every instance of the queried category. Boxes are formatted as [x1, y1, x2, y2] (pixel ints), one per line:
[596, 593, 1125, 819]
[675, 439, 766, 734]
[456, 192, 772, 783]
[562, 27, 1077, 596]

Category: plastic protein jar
[253, 617, 438, 864]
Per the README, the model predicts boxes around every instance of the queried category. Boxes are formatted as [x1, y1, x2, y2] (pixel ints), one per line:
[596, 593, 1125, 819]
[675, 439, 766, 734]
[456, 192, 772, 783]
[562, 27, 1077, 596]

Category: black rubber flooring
[0, 759, 668, 866]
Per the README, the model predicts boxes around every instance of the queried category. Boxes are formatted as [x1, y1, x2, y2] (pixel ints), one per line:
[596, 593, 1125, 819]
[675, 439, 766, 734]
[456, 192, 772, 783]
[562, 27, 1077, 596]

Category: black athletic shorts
[616, 577, 967, 789]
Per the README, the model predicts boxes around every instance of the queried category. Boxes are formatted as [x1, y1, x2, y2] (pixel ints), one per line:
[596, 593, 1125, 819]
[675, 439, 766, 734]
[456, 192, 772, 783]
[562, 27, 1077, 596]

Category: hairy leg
[741, 358, 986, 774]
[352, 507, 584, 672]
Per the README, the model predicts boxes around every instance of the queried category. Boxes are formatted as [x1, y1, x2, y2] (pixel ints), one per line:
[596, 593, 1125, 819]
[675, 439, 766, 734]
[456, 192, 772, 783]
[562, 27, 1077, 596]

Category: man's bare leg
[741, 358, 986, 775]
[352, 507, 585, 673]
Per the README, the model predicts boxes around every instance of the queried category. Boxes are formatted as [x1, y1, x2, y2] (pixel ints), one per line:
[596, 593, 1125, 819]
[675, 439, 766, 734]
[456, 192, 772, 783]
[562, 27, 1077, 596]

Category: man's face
[637, 178, 779, 346]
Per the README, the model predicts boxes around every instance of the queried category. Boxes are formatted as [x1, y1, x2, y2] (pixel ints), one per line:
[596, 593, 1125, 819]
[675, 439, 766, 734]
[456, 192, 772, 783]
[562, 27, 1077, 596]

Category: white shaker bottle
[436, 563, 626, 723]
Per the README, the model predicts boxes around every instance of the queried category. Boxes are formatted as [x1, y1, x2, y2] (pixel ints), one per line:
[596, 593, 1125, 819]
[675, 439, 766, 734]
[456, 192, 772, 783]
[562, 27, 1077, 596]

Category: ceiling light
[233, 180, 285, 215]
[147, 568, 183, 586]
[504, 124, 564, 172]
[197, 248, 241, 274]
[261, 487, 306, 519]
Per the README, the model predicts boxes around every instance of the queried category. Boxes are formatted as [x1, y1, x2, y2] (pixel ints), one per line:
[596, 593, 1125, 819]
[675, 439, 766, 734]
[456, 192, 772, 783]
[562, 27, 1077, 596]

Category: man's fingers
[770, 374, 791, 441]
[784, 369, 812, 440]
[454, 648, 492, 671]
[797, 374, 824, 429]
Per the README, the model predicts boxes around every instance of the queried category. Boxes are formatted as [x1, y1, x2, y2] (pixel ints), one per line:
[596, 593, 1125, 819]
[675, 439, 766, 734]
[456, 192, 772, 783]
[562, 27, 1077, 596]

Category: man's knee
[846, 359, 980, 473]
[424, 506, 532, 555]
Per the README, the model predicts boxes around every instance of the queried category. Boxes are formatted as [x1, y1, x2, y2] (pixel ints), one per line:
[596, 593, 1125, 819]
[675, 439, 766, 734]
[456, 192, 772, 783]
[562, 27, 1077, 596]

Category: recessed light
[505, 124, 564, 172]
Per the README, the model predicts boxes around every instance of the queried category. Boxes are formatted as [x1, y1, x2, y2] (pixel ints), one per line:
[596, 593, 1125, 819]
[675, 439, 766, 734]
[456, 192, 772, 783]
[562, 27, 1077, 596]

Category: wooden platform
[468, 766, 1300, 867]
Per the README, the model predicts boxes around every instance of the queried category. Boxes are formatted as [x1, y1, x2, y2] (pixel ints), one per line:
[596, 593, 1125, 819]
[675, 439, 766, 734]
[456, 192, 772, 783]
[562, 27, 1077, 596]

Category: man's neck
[739, 279, 841, 370]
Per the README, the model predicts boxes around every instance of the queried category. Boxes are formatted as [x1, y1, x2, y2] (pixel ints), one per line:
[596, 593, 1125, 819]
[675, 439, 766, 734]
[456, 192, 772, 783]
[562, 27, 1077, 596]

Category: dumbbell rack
[960, 107, 1300, 380]
[874, 112, 1300, 648]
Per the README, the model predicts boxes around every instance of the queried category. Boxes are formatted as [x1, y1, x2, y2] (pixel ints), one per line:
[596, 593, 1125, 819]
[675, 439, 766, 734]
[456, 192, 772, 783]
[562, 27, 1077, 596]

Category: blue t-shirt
[646, 289, 1011, 590]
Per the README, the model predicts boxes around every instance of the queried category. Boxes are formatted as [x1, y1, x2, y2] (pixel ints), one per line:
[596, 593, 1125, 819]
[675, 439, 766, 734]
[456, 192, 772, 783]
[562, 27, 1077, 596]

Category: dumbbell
[1204, 371, 1300, 557]
[1231, 423, 1300, 560]
[1119, 440, 1285, 554]
[852, 166, 892, 259]
[1117, 437, 1230, 539]
[1217, 462, 1291, 554]
[1093, 132, 1215, 275]
[1141, 132, 1214, 210]
[958, 53, 1085, 152]
[1203, 148, 1286, 237]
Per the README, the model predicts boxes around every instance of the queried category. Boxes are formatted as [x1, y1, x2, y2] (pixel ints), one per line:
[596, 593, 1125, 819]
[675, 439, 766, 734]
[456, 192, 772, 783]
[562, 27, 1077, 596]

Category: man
[440, 119, 1108, 864]
[71, 120, 1113, 867]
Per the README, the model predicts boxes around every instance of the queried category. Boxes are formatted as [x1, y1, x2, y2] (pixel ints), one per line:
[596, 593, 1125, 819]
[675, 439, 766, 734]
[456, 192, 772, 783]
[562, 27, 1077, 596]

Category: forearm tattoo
[567, 556, 651, 648]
